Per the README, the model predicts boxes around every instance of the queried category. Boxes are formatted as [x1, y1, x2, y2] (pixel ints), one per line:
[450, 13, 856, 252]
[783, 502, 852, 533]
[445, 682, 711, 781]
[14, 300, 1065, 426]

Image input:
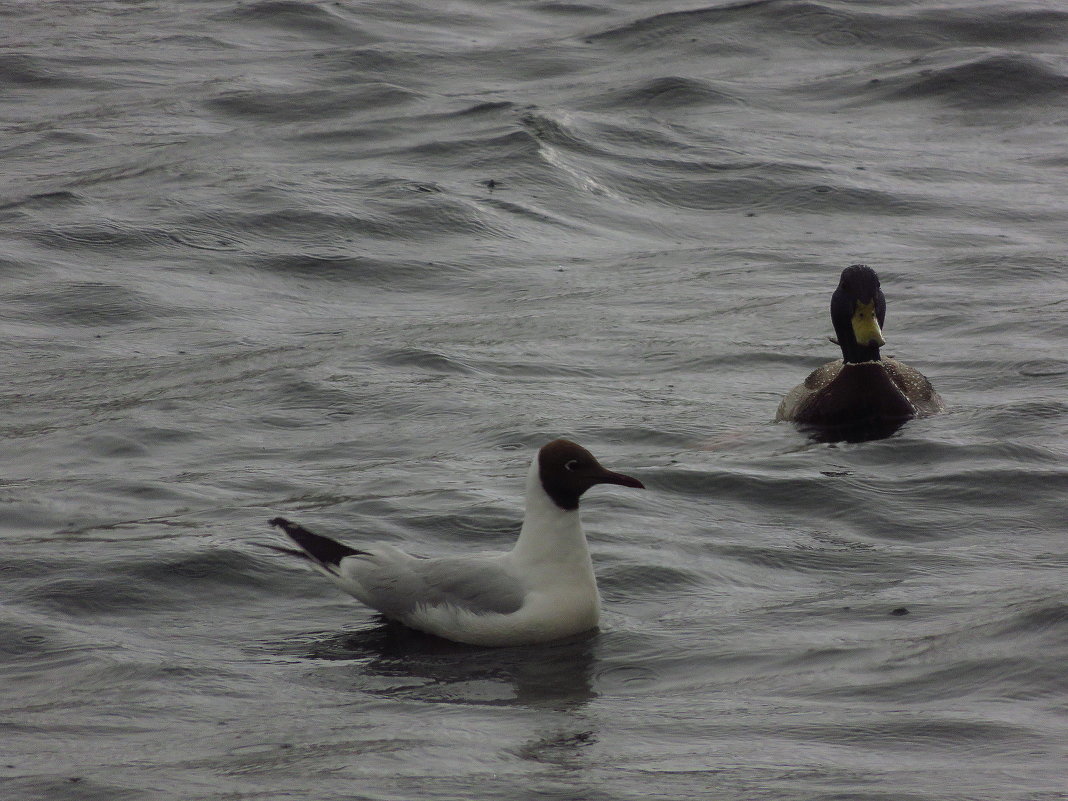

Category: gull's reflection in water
[277, 619, 599, 711]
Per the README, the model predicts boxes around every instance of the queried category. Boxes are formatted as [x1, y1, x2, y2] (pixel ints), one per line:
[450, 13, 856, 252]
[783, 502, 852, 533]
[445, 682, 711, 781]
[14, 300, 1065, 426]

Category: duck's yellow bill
[851, 300, 885, 347]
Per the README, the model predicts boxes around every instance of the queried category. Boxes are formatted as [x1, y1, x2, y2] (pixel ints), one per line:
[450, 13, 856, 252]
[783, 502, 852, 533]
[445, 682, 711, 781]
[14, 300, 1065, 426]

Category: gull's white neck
[510, 455, 590, 567]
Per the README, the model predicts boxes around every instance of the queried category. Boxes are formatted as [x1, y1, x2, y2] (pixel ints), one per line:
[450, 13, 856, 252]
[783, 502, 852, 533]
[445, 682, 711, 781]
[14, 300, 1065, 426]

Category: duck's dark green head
[831, 264, 887, 363]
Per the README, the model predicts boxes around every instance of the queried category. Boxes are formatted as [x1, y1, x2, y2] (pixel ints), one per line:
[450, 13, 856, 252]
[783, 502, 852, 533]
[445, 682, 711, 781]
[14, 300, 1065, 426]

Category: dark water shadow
[266, 621, 598, 710]
[796, 417, 909, 444]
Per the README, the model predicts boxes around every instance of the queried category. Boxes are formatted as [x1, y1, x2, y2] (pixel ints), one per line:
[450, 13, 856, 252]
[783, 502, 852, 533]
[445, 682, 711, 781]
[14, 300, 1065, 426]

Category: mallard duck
[776, 264, 943, 437]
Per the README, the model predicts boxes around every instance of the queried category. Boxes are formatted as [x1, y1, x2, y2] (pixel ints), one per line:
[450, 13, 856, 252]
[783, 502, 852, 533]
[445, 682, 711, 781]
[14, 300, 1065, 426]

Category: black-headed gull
[266, 439, 644, 646]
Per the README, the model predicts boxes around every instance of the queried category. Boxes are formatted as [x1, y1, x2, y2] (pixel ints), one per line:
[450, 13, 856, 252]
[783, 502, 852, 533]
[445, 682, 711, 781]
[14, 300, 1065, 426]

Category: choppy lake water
[2, 1, 1067, 799]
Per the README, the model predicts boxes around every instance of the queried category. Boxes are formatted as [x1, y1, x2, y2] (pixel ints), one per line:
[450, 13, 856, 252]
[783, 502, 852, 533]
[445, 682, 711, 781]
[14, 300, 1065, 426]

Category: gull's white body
[310, 456, 601, 646]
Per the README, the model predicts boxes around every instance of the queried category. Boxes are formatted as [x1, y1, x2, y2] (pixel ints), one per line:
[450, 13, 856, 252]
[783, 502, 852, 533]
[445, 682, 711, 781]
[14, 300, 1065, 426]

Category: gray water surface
[2, 1, 1067, 799]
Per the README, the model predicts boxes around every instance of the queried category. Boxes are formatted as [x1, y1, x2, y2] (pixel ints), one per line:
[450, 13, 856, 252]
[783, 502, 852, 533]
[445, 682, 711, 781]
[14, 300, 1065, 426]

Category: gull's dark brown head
[537, 439, 644, 511]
